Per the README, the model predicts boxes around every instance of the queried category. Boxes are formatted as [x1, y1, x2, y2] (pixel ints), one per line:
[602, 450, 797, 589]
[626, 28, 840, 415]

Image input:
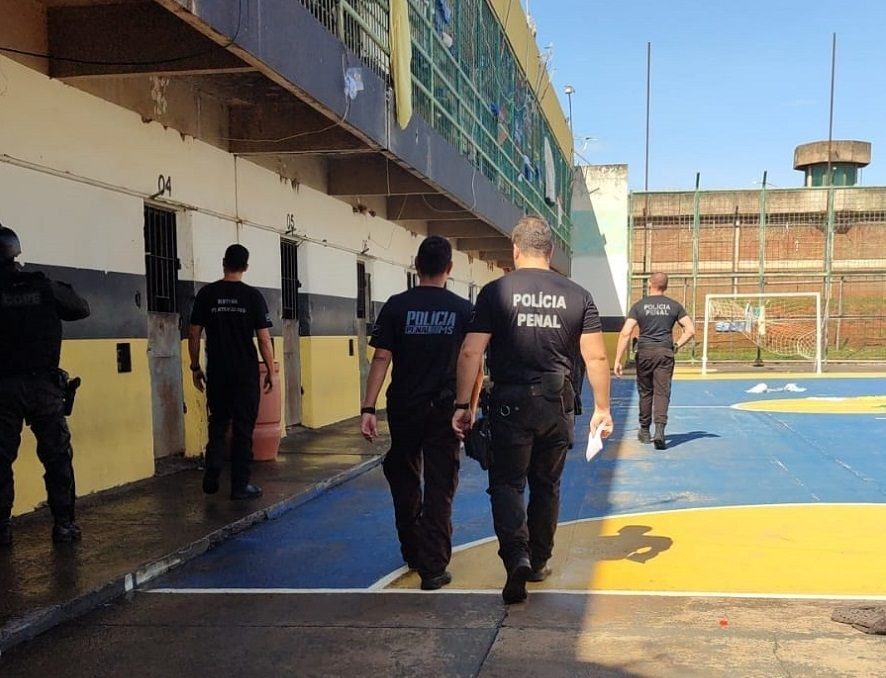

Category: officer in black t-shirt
[188, 244, 274, 501]
[361, 236, 476, 592]
[614, 272, 695, 450]
[0, 224, 90, 546]
[452, 216, 614, 605]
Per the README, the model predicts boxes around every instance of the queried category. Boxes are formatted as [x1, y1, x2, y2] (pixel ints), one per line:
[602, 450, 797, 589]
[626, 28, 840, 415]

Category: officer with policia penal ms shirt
[613, 272, 695, 450]
[452, 216, 613, 605]
[0, 224, 90, 546]
[360, 235, 480, 591]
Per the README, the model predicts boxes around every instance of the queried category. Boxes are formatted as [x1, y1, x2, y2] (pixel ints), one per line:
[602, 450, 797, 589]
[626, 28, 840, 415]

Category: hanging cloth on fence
[544, 137, 557, 206]
[390, 0, 413, 129]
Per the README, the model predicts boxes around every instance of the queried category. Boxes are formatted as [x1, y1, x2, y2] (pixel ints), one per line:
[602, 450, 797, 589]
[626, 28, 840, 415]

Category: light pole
[564, 85, 575, 131]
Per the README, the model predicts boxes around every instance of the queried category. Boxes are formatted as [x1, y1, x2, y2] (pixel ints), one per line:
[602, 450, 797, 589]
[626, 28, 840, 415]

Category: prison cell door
[144, 205, 185, 459]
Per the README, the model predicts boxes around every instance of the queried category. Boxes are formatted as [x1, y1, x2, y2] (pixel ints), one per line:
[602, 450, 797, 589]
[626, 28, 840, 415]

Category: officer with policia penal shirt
[360, 235, 480, 591]
[0, 224, 90, 546]
[452, 216, 613, 605]
[613, 272, 695, 450]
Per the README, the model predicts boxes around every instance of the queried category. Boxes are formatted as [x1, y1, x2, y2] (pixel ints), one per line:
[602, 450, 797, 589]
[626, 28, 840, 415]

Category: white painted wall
[0, 54, 503, 306]
[571, 165, 629, 316]
[0, 163, 143, 274]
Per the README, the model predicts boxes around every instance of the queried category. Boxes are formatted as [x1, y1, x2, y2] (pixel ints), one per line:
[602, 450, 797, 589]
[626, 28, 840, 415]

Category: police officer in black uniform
[0, 224, 90, 546]
[613, 272, 695, 450]
[361, 236, 477, 591]
[452, 216, 613, 604]
[188, 244, 274, 501]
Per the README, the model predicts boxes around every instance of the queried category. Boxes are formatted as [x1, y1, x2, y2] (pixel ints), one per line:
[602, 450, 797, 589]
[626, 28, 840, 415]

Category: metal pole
[691, 172, 700, 362]
[827, 33, 836, 186]
[755, 171, 767, 367]
[644, 42, 651, 193]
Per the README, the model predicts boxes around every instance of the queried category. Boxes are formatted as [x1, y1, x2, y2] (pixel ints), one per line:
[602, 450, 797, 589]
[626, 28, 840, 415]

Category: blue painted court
[150, 374, 886, 595]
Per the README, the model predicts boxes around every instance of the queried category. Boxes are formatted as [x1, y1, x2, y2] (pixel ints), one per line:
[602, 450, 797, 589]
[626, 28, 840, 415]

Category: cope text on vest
[1, 291, 41, 307]
[404, 310, 457, 335]
[513, 293, 565, 329]
[643, 303, 672, 316]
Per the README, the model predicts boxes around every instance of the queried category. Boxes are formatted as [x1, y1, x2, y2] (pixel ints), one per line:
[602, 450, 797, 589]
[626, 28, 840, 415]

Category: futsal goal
[701, 293, 822, 374]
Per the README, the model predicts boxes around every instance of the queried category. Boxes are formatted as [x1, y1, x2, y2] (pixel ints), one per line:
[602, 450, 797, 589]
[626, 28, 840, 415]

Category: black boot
[653, 424, 667, 450]
[1, 519, 11, 547]
[527, 561, 552, 583]
[52, 520, 82, 544]
[230, 483, 263, 500]
[638, 427, 652, 444]
[502, 556, 532, 604]
[202, 468, 220, 495]
[420, 571, 452, 591]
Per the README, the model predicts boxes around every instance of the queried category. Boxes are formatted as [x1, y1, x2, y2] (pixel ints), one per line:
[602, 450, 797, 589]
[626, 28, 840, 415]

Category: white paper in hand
[585, 425, 606, 462]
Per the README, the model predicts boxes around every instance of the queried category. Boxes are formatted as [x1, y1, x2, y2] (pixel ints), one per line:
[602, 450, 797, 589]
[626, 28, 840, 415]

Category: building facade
[1, 0, 573, 515]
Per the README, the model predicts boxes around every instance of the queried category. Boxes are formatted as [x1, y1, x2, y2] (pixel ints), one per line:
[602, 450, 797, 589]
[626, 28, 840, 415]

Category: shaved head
[650, 272, 669, 291]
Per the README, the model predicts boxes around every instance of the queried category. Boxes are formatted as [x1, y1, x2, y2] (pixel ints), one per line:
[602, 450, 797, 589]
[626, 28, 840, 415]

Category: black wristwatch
[189, 364, 202, 372]
[361, 406, 376, 415]
[453, 402, 470, 410]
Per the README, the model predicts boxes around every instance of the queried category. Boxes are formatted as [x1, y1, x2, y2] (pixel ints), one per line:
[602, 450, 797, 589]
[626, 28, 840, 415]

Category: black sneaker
[230, 483, 263, 500]
[202, 469, 220, 495]
[52, 521, 82, 544]
[527, 563, 552, 583]
[502, 556, 532, 604]
[638, 427, 652, 444]
[653, 424, 667, 450]
[0, 519, 11, 547]
[420, 571, 452, 591]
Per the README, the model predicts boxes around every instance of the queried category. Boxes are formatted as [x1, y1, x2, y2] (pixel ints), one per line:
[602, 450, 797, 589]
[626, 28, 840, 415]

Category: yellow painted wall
[12, 339, 155, 516]
[300, 336, 361, 428]
[488, 0, 573, 161]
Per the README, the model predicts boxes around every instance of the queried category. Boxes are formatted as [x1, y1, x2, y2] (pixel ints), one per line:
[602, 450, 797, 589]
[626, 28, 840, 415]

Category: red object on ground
[719, 619, 729, 627]
[252, 362, 282, 461]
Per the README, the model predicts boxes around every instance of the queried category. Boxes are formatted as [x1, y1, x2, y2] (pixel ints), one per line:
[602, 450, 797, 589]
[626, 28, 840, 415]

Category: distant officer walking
[452, 216, 613, 605]
[614, 272, 695, 450]
[361, 236, 476, 591]
[0, 224, 90, 545]
[188, 244, 274, 501]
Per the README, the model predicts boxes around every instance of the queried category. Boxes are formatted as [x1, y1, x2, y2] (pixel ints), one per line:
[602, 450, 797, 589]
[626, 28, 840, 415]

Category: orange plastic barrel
[252, 361, 282, 461]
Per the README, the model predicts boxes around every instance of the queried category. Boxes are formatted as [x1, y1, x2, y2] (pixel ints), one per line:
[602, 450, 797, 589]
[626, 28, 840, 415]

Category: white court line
[146, 588, 886, 601]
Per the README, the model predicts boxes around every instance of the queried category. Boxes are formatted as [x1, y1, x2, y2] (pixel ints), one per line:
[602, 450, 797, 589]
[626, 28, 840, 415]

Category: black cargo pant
[383, 400, 460, 578]
[0, 372, 75, 523]
[205, 366, 260, 490]
[487, 383, 574, 571]
[636, 347, 675, 427]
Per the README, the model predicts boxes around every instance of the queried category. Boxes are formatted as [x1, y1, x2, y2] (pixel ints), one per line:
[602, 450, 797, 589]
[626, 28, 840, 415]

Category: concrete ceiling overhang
[35, 0, 572, 272]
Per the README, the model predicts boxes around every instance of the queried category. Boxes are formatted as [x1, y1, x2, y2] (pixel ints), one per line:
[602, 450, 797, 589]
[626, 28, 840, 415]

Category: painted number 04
[156, 174, 172, 197]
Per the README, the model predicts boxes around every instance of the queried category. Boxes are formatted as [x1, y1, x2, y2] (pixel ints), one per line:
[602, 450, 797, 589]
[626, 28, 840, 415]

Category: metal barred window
[143, 206, 179, 314]
[281, 239, 300, 320]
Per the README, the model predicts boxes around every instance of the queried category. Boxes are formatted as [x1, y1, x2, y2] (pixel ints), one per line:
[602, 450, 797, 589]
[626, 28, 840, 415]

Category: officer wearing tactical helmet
[452, 215, 613, 605]
[0, 223, 90, 546]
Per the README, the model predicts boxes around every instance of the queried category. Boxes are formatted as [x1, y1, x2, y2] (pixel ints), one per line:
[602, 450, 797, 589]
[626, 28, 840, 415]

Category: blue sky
[530, 1, 886, 190]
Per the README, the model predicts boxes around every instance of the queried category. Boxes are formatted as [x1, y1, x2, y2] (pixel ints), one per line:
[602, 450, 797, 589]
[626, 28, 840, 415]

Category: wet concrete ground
[0, 418, 384, 649]
[2, 591, 883, 676]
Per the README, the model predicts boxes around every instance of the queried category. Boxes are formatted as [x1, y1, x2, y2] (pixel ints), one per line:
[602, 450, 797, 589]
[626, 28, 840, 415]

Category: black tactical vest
[0, 270, 62, 376]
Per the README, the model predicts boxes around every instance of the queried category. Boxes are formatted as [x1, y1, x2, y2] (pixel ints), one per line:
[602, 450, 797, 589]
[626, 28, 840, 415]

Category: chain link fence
[629, 185, 886, 363]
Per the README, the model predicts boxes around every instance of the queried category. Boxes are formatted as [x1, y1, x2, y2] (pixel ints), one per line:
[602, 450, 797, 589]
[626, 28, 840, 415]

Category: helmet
[0, 225, 22, 262]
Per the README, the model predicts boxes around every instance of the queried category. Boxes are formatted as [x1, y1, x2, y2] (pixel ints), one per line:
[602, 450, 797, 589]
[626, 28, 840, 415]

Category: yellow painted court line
[674, 371, 886, 381]
[735, 395, 886, 414]
[384, 504, 886, 597]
